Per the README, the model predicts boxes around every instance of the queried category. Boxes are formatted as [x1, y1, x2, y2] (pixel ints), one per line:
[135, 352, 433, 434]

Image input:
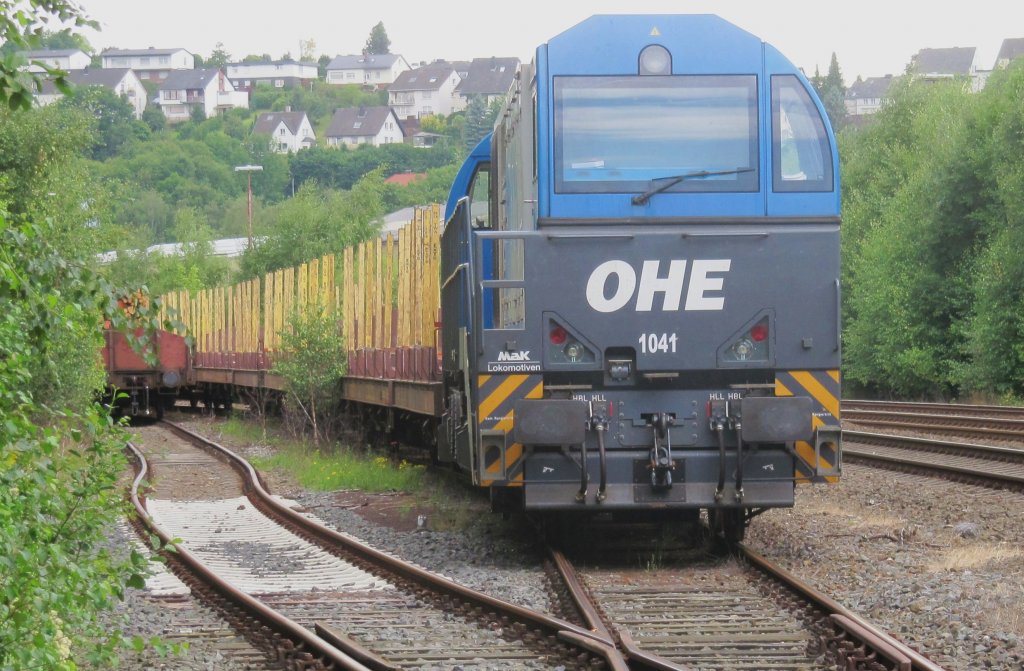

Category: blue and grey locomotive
[440, 14, 841, 540]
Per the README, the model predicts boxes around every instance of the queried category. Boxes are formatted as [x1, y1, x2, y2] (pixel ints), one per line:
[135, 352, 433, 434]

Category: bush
[272, 307, 347, 444]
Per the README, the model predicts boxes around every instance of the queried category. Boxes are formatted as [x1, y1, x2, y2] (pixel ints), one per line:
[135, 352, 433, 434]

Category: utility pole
[234, 164, 263, 249]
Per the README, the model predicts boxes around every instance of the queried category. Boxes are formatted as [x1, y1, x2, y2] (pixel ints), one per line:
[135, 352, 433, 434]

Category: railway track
[843, 400, 1024, 420]
[128, 421, 628, 670]
[841, 400, 1024, 491]
[544, 533, 947, 671]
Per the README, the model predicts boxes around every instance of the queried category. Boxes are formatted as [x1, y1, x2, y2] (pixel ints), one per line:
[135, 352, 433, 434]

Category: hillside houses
[100, 47, 194, 81]
[389, 61, 464, 119]
[325, 106, 404, 147]
[845, 37, 1024, 123]
[253, 110, 316, 152]
[227, 59, 319, 92]
[157, 68, 248, 123]
[21, 49, 91, 73]
[35, 68, 148, 118]
[325, 53, 410, 87]
[454, 57, 519, 106]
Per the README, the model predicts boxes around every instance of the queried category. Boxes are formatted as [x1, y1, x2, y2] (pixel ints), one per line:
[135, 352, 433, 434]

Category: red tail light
[549, 325, 568, 344]
[750, 322, 768, 342]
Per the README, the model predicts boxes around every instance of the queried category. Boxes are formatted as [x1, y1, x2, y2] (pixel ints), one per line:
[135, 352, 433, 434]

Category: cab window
[468, 164, 490, 228]
[553, 75, 759, 194]
[771, 75, 833, 192]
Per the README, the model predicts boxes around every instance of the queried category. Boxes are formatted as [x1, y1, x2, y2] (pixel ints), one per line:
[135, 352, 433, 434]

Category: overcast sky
[76, 1, 1023, 82]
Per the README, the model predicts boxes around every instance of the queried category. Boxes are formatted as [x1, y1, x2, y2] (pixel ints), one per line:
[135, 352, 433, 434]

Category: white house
[253, 110, 316, 153]
[388, 62, 463, 118]
[227, 59, 319, 92]
[325, 53, 410, 87]
[35, 68, 148, 118]
[21, 49, 91, 73]
[454, 57, 519, 107]
[158, 69, 248, 123]
[844, 75, 895, 117]
[325, 106, 404, 147]
[101, 48, 194, 81]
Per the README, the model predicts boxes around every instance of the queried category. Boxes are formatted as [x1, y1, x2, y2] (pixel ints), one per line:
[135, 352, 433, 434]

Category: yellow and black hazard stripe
[775, 369, 841, 483]
[476, 374, 543, 486]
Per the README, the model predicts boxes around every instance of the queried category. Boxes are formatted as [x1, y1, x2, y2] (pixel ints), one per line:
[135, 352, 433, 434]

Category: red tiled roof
[384, 172, 426, 186]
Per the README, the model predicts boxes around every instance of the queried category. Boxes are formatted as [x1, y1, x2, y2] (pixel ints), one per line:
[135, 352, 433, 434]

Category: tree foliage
[272, 307, 348, 445]
[0, 40, 161, 665]
[841, 62, 1024, 400]
[239, 171, 385, 279]
[364, 21, 391, 55]
[206, 41, 231, 69]
[811, 53, 848, 130]
[57, 84, 150, 159]
[0, 1, 98, 110]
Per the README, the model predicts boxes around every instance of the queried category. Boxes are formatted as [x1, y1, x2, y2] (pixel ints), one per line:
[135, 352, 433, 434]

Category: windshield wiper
[631, 167, 755, 205]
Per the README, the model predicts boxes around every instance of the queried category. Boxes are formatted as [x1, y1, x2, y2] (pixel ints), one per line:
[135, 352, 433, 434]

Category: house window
[353, 121, 362, 129]
[140, 57, 150, 65]
[159, 56, 169, 65]
[274, 79, 284, 87]
[279, 128, 286, 135]
[347, 72, 355, 80]
[373, 71, 379, 79]
[165, 90, 180, 100]
[422, 91, 432, 100]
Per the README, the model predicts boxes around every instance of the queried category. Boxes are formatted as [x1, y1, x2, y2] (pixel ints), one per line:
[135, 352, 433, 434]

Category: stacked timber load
[158, 203, 442, 382]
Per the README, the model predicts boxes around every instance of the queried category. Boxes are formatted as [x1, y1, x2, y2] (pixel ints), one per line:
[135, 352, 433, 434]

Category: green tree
[841, 78, 979, 398]
[299, 38, 316, 62]
[36, 27, 93, 52]
[272, 307, 347, 444]
[812, 53, 848, 130]
[206, 41, 231, 69]
[57, 85, 148, 159]
[364, 21, 391, 55]
[0, 1, 97, 110]
[239, 171, 385, 278]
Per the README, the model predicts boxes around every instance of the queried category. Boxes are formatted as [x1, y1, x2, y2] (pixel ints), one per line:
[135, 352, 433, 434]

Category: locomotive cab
[441, 14, 842, 540]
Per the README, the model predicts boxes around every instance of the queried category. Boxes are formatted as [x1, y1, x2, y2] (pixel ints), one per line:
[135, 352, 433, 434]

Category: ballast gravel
[160, 414, 1022, 671]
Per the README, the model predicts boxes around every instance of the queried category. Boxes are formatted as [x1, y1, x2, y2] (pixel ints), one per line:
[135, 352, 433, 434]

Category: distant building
[844, 74, 896, 117]
[908, 46, 990, 90]
[253, 110, 315, 153]
[454, 57, 519, 106]
[325, 53, 410, 87]
[389, 62, 463, 118]
[35, 68, 148, 118]
[20, 48, 90, 73]
[227, 60, 319, 93]
[101, 47, 194, 81]
[994, 38, 1024, 69]
[384, 172, 426, 186]
[157, 69, 248, 123]
[325, 105, 404, 148]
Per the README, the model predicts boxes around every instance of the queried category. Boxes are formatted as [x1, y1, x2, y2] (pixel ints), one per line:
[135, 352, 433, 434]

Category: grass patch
[803, 501, 906, 530]
[252, 444, 426, 493]
[220, 415, 272, 445]
[927, 543, 1023, 572]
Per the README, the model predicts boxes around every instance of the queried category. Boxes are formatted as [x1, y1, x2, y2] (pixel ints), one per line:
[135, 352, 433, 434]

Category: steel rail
[547, 539, 948, 671]
[843, 430, 1024, 463]
[843, 399, 1024, 419]
[125, 441, 371, 671]
[160, 420, 630, 671]
[738, 545, 948, 671]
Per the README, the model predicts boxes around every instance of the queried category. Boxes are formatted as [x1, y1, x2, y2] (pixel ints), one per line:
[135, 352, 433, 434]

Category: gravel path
[745, 464, 1023, 671]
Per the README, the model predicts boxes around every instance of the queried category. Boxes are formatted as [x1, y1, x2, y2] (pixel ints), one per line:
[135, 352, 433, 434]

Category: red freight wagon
[102, 328, 190, 419]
